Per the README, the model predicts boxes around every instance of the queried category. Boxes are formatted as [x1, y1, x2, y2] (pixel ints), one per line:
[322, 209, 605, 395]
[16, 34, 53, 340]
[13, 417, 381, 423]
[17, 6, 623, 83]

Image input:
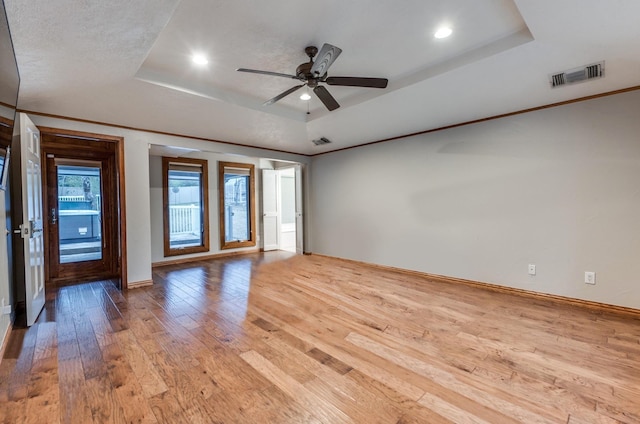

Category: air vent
[311, 137, 331, 146]
[550, 61, 604, 88]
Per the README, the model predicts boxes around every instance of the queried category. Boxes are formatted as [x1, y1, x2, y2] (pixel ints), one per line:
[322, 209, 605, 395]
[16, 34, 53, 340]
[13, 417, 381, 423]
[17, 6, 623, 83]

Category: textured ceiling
[137, 0, 528, 121]
[6, 0, 640, 155]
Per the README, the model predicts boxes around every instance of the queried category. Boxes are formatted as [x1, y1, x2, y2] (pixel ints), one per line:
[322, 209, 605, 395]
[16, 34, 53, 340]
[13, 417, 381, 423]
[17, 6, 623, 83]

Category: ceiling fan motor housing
[297, 46, 324, 85]
[296, 62, 314, 82]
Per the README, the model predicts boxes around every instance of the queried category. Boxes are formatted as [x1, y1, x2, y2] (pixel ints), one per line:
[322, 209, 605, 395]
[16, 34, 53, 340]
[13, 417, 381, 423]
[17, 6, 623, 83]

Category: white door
[18, 113, 45, 326]
[294, 164, 304, 254]
[262, 169, 279, 251]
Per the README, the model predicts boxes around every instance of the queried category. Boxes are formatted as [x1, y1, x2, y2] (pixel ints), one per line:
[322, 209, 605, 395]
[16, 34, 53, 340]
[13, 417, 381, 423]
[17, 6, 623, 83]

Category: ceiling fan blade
[313, 85, 340, 111]
[263, 84, 304, 106]
[237, 68, 299, 80]
[325, 76, 388, 88]
[310, 43, 342, 77]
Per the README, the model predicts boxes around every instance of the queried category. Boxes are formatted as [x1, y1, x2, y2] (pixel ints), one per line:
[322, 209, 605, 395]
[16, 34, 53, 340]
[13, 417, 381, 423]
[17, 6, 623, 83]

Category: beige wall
[309, 90, 640, 309]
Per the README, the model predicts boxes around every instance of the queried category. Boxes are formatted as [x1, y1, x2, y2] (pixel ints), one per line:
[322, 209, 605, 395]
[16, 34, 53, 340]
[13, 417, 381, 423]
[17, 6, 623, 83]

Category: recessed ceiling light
[300, 93, 311, 101]
[434, 27, 452, 39]
[192, 54, 208, 66]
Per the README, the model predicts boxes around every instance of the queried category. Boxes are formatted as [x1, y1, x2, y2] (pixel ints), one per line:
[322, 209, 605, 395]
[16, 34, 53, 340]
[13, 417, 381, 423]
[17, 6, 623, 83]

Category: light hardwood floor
[1, 252, 639, 423]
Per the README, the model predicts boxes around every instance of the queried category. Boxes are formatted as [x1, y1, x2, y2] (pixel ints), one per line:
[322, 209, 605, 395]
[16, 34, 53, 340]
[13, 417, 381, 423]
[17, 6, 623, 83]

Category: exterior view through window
[162, 157, 209, 256]
[219, 162, 255, 249]
[57, 165, 102, 263]
[224, 172, 249, 241]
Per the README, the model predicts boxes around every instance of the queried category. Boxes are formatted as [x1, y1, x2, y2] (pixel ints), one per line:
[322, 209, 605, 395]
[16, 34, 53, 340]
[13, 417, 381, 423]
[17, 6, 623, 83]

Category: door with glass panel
[43, 150, 119, 284]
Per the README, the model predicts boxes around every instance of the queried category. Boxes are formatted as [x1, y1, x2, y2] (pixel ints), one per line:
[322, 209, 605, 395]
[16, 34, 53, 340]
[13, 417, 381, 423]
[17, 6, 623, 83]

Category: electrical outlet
[528, 264, 536, 276]
[585, 271, 596, 285]
[2, 305, 10, 315]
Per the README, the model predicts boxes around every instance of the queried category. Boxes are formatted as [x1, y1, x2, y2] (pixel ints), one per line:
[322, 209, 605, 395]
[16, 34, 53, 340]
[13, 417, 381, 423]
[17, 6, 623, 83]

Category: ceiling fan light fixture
[191, 53, 209, 66]
[300, 92, 311, 101]
[434, 27, 452, 39]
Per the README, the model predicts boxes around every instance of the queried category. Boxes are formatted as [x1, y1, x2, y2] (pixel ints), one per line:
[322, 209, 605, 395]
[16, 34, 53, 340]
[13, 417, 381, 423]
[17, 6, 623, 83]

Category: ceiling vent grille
[312, 137, 331, 146]
[550, 61, 604, 88]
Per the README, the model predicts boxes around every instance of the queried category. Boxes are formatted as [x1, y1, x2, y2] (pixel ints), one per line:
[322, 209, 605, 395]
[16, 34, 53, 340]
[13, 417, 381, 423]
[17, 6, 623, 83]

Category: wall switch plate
[528, 264, 536, 275]
[585, 271, 596, 285]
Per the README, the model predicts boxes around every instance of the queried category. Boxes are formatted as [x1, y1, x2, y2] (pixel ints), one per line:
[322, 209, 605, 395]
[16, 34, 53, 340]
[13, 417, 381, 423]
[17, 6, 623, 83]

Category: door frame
[294, 164, 304, 255]
[39, 127, 128, 289]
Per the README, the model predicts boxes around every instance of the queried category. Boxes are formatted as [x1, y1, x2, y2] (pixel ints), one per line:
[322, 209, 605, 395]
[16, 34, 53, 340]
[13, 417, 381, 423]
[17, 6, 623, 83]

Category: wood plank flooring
[1, 251, 639, 423]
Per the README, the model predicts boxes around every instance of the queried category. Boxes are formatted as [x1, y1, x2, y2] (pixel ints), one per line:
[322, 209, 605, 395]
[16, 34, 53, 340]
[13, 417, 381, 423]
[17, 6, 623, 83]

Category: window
[57, 163, 102, 263]
[219, 161, 256, 249]
[162, 157, 209, 256]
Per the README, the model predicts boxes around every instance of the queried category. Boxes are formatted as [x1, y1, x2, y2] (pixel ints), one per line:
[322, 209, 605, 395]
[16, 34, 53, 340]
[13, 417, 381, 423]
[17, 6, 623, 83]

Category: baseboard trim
[152, 248, 260, 268]
[0, 321, 13, 366]
[127, 280, 153, 289]
[313, 254, 640, 317]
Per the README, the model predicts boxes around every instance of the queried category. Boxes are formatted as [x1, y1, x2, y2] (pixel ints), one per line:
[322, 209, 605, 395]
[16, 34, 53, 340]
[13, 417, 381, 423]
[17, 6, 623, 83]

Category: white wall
[310, 90, 640, 309]
[26, 115, 308, 285]
[149, 152, 261, 263]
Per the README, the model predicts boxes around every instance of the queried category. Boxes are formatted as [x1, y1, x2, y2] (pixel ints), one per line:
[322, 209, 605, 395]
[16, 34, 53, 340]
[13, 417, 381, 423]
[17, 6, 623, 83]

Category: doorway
[41, 129, 125, 287]
[262, 165, 303, 253]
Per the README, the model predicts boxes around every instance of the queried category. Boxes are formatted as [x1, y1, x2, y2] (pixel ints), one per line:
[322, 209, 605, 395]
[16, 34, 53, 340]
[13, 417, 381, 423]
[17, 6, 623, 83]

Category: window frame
[218, 161, 256, 250]
[162, 156, 210, 257]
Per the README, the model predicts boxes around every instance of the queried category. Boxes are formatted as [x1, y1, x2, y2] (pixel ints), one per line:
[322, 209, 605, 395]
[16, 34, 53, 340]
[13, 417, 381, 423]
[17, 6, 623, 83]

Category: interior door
[294, 164, 304, 254]
[262, 169, 279, 251]
[18, 113, 45, 326]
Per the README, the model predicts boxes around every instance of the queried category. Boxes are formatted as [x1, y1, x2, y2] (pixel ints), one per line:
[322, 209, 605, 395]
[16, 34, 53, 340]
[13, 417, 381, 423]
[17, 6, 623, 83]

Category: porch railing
[169, 205, 200, 236]
[58, 197, 200, 237]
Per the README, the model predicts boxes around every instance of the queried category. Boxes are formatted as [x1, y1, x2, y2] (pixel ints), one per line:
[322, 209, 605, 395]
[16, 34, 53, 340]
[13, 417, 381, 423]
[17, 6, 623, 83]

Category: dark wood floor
[1, 252, 639, 423]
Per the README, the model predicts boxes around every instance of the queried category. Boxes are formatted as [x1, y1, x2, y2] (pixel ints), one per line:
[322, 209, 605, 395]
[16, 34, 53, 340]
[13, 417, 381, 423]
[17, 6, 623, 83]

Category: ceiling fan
[237, 43, 388, 111]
